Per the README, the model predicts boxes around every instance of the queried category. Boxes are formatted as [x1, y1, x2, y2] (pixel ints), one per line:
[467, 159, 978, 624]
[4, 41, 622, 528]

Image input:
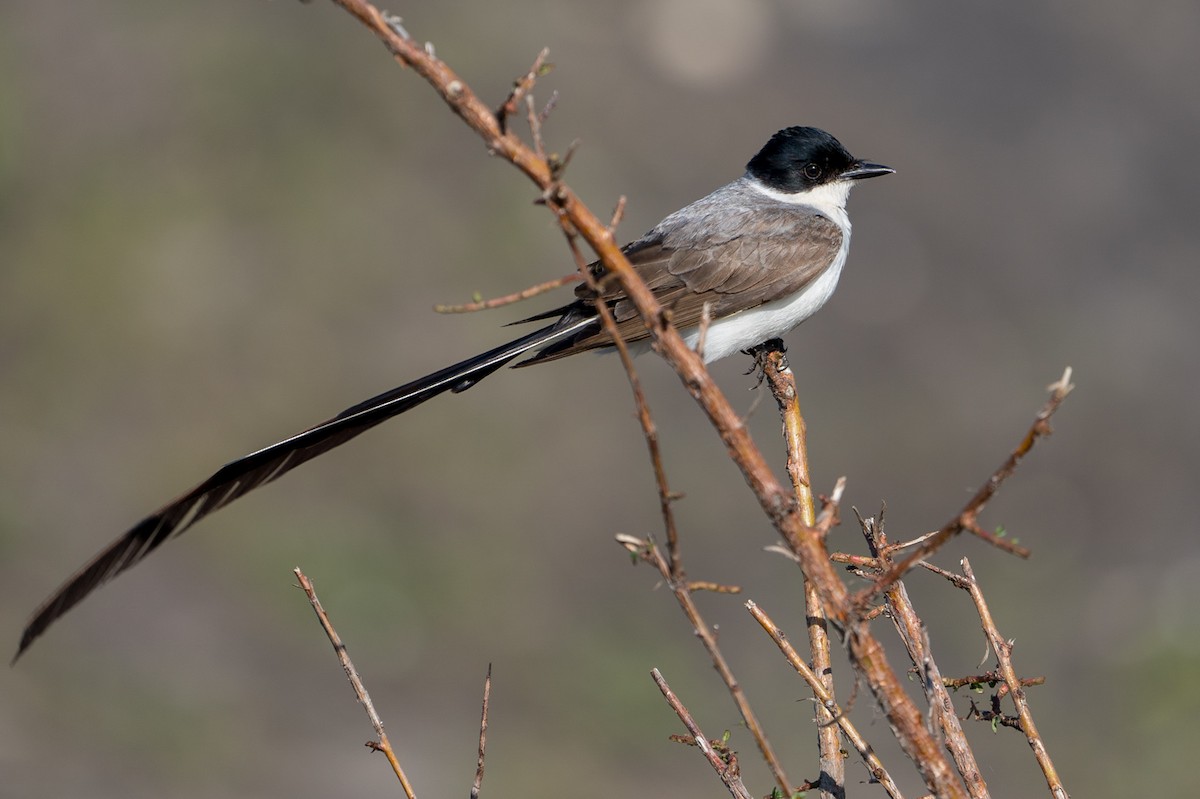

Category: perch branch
[757, 340, 843, 797]
[322, 4, 972, 794]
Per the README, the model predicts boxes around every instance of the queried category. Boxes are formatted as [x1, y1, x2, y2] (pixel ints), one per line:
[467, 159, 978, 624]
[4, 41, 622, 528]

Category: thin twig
[617, 536, 793, 796]
[323, 6, 970, 794]
[685, 580, 741, 594]
[525, 94, 546, 161]
[961, 518, 1031, 559]
[496, 47, 551, 132]
[294, 568, 417, 799]
[538, 91, 559, 125]
[471, 664, 491, 799]
[746, 601, 905, 799]
[650, 669, 754, 799]
[939, 671, 1045, 693]
[857, 368, 1074, 610]
[557, 227, 684, 579]
[608, 195, 627, 232]
[433, 272, 581, 313]
[917, 560, 973, 589]
[881, 529, 941, 554]
[961, 559, 1069, 799]
[856, 514, 991, 799]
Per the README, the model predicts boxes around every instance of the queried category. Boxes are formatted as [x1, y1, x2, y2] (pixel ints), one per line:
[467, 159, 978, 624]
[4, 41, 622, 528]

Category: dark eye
[803, 163, 823, 180]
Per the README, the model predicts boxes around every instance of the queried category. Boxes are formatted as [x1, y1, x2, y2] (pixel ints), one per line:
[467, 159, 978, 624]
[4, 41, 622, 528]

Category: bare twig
[917, 560, 973, 589]
[556, 228, 685, 579]
[856, 513, 991, 799]
[650, 669, 754, 799]
[496, 47, 551, 132]
[961, 559, 1069, 799]
[881, 529, 941, 554]
[433, 272, 580, 313]
[685, 580, 741, 594]
[471, 664, 491, 799]
[961, 518, 1031, 559]
[608, 195, 627, 232]
[322, 6, 972, 794]
[747, 601, 905, 799]
[294, 568, 417, 799]
[617, 536, 793, 795]
[939, 671, 1045, 693]
[538, 91, 560, 125]
[857, 367, 1074, 610]
[829, 551, 882, 570]
[524, 94, 546, 161]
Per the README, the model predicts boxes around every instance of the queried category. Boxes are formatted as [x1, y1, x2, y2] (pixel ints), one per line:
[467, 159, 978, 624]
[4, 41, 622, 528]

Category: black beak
[841, 160, 894, 181]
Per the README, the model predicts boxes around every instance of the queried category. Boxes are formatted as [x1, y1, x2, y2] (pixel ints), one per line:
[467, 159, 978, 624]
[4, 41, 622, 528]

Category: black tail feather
[16, 315, 594, 660]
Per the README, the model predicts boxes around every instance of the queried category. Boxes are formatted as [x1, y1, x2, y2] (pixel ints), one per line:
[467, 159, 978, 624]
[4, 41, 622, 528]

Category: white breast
[682, 235, 849, 363]
[675, 177, 853, 362]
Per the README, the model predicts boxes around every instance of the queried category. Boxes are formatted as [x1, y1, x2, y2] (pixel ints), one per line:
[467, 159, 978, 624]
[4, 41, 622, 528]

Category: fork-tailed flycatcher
[16, 126, 892, 659]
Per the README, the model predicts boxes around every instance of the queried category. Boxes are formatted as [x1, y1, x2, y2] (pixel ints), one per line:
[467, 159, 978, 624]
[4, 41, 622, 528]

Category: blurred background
[3, 2, 1198, 797]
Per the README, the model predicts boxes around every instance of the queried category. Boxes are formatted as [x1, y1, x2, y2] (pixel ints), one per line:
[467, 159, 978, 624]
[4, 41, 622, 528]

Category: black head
[746, 126, 892, 193]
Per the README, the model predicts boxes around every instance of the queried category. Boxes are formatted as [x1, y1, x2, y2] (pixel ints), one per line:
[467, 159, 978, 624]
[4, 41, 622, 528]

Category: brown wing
[529, 206, 843, 362]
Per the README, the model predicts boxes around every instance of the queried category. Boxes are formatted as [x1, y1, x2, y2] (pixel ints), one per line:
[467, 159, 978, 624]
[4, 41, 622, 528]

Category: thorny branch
[651, 669, 754, 799]
[961, 559, 1070, 799]
[756, 341, 844, 798]
[747, 600, 905, 799]
[616, 534, 794, 796]
[855, 368, 1074, 610]
[855, 512, 990, 799]
[319, 5, 1074, 798]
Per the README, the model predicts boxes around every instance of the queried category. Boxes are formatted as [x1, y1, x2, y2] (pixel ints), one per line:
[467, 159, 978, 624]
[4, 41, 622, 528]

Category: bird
[16, 125, 892, 659]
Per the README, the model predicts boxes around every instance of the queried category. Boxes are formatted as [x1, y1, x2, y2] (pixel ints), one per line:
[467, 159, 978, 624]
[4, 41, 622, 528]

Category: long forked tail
[16, 314, 595, 660]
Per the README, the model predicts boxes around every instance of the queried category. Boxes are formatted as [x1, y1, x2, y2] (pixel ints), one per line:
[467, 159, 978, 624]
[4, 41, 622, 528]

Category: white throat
[747, 178, 853, 231]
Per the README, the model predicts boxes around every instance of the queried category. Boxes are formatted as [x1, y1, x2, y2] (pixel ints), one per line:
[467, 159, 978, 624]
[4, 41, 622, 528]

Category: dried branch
[322, 4, 983, 794]
[496, 47, 551, 132]
[747, 600, 905, 799]
[960, 518, 1031, 559]
[433, 273, 580, 313]
[650, 669, 754, 799]
[939, 672, 1045, 693]
[525, 94, 547, 162]
[756, 341, 815, 519]
[685, 580, 741, 594]
[294, 568, 417, 799]
[960, 558, 1069, 799]
[856, 368, 1074, 609]
[757, 340, 843, 798]
[617, 536, 794, 796]
[855, 513, 990, 799]
[607, 195, 627, 232]
[471, 664, 491, 799]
